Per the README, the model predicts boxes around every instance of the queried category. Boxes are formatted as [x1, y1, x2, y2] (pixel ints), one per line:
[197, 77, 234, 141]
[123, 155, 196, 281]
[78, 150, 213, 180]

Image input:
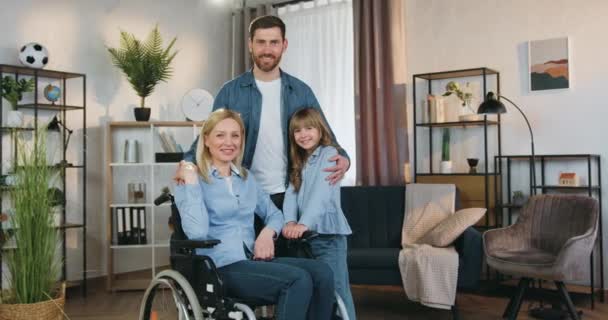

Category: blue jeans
[310, 235, 357, 320]
[217, 257, 335, 320]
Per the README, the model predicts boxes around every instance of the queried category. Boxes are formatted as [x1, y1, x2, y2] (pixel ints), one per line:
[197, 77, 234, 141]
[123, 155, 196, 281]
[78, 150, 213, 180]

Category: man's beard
[252, 53, 282, 72]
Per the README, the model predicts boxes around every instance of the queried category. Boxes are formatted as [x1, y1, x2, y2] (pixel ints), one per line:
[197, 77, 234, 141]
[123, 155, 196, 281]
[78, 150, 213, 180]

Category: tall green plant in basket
[3, 129, 60, 304]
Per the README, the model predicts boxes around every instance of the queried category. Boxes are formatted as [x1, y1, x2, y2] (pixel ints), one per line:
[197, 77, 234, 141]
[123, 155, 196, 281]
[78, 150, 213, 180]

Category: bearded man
[179, 15, 350, 207]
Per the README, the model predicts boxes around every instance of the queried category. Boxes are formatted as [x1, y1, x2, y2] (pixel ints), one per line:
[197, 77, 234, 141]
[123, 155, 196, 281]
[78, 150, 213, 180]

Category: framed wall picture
[528, 37, 570, 91]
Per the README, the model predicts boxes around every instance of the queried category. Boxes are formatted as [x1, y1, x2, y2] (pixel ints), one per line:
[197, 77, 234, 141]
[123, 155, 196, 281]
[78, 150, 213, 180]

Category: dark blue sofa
[340, 186, 483, 289]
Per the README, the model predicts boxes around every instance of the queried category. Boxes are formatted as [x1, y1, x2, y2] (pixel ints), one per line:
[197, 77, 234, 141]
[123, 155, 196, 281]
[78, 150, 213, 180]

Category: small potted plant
[512, 190, 526, 206]
[107, 25, 178, 121]
[440, 128, 452, 173]
[1, 76, 34, 127]
[0, 129, 65, 320]
[443, 81, 481, 121]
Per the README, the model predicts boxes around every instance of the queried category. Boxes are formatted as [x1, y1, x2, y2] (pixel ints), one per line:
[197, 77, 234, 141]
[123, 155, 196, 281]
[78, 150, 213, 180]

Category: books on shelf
[157, 129, 182, 153]
[114, 207, 147, 245]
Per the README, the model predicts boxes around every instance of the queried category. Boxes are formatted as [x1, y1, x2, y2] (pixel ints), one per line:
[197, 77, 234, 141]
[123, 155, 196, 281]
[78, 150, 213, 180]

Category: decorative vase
[5, 110, 24, 127]
[429, 95, 446, 123]
[458, 100, 484, 121]
[134, 107, 151, 122]
[440, 161, 452, 174]
[467, 158, 479, 174]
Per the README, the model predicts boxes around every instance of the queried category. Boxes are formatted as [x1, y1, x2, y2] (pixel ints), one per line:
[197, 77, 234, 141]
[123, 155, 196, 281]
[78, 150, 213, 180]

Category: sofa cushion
[405, 202, 451, 245]
[490, 247, 557, 265]
[420, 208, 486, 247]
[348, 248, 400, 269]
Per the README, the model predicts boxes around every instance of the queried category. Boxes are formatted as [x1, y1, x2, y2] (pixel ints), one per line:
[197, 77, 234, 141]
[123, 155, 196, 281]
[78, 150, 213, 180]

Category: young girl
[282, 107, 356, 320]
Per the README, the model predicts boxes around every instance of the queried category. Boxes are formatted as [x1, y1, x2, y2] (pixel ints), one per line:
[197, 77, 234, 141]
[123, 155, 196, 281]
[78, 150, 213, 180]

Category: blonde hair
[196, 108, 248, 183]
[288, 108, 335, 192]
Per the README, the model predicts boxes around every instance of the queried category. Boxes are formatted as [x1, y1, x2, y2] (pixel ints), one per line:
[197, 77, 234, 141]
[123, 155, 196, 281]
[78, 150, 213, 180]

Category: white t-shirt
[250, 78, 287, 194]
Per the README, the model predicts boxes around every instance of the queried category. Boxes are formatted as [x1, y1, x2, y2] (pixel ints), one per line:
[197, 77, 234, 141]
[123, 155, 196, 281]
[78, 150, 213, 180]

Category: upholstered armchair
[484, 194, 599, 320]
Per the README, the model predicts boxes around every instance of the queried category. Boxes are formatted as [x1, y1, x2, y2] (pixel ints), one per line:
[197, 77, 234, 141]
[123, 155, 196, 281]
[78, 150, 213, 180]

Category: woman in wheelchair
[175, 108, 336, 320]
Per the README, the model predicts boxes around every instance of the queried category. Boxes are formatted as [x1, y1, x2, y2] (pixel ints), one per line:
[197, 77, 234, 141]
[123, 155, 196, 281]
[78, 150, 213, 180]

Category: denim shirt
[283, 146, 352, 235]
[174, 165, 284, 268]
[183, 69, 349, 185]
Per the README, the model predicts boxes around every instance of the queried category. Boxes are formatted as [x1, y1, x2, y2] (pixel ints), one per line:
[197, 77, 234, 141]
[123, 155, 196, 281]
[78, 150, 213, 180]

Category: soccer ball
[18, 42, 49, 69]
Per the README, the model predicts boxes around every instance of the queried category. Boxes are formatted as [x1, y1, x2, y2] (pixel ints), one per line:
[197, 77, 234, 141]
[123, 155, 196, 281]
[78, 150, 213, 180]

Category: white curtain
[278, 0, 356, 186]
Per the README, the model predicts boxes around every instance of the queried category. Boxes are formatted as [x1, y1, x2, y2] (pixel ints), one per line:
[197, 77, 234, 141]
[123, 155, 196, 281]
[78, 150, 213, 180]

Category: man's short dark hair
[249, 15, 286, 40]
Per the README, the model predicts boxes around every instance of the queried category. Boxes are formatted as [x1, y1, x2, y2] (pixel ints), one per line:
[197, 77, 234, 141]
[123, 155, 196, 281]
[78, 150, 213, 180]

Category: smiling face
[249, 26, 287, 73]
[294, 125, 321, 152]
[204, 118, 243, 165]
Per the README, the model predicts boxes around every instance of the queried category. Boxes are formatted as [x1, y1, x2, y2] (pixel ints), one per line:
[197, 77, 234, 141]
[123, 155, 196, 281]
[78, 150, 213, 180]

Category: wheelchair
[139, 189, 350, 320]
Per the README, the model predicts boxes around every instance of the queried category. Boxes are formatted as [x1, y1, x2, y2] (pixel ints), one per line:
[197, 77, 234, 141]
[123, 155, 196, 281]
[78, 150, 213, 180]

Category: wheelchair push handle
[154, 187, 174, 206]
[298, 231, 319, 243]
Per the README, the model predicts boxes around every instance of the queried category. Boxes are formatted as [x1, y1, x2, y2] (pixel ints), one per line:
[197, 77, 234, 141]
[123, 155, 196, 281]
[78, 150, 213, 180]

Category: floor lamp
[477, 92, 537, 195]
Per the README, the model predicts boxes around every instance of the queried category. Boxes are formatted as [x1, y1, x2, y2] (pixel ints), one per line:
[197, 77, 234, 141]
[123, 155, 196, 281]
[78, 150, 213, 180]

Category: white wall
[0, 0, 233, 283]
[406, 0, 608, 286]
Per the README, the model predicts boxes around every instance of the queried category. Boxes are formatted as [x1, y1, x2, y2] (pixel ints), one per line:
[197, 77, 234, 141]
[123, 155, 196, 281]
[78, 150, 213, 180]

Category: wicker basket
[0, 283, 65, 320]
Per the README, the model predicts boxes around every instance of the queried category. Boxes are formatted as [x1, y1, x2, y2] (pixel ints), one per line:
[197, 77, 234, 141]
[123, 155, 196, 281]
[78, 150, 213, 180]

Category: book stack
[156, 129, 184, 163]
[114, 207, 147, 245]
[157, 129, 183, 153]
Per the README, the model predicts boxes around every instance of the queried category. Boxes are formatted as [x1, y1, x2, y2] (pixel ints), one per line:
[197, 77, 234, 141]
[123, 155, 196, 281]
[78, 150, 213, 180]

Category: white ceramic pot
[440, 161, 453, 174]
[6, 110, 24, 127]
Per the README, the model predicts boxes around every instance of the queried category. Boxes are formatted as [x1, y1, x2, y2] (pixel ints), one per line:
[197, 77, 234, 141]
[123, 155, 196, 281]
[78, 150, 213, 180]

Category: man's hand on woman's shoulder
[173, 160, 199, 185]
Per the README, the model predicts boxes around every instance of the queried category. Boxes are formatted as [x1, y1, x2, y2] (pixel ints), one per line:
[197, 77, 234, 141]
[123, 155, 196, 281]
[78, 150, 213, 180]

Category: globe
[44, 84, 61, 104]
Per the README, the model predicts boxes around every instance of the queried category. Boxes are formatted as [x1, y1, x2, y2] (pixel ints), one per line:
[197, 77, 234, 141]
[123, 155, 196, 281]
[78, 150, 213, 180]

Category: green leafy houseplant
[2, 129, 61, 307]
[107, 25, 178, 109]
[1, 76, 34, 110]
[442, 81, 472, 106]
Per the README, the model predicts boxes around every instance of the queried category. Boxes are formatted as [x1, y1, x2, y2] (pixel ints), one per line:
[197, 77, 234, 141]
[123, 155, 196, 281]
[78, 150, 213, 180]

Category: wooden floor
[64, 280, 608, 319]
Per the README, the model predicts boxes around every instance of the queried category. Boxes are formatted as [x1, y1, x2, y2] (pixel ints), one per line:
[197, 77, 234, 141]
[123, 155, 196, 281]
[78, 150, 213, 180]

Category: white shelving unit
[105, 121, 203, 291]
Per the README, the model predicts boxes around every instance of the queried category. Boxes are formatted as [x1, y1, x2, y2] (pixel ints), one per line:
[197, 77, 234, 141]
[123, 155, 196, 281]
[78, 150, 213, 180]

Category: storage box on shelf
[105, 121, 203, 291]
[495, 154, 604, 307]
[413, 67, 501, 228]
[0, 64, 87, 293]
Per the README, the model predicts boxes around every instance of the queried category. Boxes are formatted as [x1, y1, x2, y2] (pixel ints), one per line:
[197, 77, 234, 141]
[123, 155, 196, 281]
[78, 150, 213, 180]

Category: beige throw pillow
[403, 202, 451, 245]
[420, 208, 487, 247]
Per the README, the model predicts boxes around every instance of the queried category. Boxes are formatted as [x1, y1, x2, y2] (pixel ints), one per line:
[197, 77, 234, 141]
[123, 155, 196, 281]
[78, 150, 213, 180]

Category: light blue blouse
[174, 165, 284, 268]
[283, 146, 352, 235]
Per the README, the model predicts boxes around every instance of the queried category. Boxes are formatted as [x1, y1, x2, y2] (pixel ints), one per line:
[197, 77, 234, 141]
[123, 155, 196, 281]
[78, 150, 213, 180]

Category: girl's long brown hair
[196, 108, 247, 183]
[288, 108, 335, 192]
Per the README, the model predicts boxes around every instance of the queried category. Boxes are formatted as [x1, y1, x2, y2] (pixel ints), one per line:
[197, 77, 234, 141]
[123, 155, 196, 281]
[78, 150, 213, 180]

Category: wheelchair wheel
[139, 270, 204, 320]
[334, 292, 349, 320]
[232, 303, 257, 320]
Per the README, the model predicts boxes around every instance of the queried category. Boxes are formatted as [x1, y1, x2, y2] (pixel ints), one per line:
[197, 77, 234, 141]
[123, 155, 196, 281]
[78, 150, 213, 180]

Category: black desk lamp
[477, 92, 536, 194]
[47, 115, 73, 167]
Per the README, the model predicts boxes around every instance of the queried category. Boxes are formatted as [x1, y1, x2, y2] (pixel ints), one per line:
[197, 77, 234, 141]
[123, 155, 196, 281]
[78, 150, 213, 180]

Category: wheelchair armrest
[171, 239, 221, 249]
[294, 231, 319, 244]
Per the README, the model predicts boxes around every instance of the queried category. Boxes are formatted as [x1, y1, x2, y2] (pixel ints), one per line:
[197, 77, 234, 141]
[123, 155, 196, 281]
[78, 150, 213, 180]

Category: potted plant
[0, 129, 65, 320]
[107, 25, 178, 121]
[1, 76, 34, 127]
[512, 190, 526, 206]
[440, 128, 452, 173]
[443, 81, 481, 121]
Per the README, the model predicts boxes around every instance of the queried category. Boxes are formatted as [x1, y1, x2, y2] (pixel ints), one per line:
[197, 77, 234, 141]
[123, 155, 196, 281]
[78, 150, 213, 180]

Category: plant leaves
[107, 25, 178, 106]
